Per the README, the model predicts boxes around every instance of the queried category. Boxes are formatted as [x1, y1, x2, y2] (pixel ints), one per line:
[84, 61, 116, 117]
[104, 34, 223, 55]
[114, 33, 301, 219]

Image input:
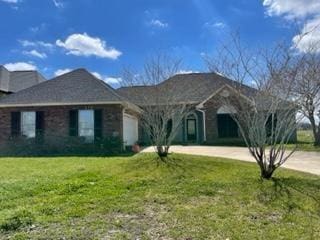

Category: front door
[187, 119, 197, 142]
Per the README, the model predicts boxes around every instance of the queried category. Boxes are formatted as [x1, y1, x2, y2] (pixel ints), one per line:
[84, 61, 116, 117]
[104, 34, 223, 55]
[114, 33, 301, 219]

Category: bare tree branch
[206, 34, 301, 179]
[121, 54, 194, 160]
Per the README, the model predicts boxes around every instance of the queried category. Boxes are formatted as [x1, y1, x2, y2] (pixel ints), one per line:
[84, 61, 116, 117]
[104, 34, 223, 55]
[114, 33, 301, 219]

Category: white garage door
[123, 113, 138, 146]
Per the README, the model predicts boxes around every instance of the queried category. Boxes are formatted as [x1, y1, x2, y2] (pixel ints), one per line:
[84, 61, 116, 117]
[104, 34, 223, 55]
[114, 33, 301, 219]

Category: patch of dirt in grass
[1, 204, 173, 240]
[104, 204, 173, 239]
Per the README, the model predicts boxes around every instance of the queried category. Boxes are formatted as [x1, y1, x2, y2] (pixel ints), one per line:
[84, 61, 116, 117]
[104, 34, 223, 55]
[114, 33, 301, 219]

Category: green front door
[187, 119, 197, 142]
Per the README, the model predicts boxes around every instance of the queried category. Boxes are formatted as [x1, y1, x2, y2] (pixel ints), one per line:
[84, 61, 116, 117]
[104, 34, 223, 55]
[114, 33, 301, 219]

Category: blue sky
[0, 0, 319, 86]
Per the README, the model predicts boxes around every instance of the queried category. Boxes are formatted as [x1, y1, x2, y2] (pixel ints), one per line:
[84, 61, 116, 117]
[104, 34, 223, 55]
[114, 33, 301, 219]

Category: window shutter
[94, 109, 103, 141]
[11, 112, 21, 137]
[69, 110, 78, 136]
[36, 111, 45, 138]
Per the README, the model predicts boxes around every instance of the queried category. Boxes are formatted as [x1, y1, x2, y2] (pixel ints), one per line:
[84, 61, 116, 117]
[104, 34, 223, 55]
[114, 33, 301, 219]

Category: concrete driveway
[142, 146, 320, 176]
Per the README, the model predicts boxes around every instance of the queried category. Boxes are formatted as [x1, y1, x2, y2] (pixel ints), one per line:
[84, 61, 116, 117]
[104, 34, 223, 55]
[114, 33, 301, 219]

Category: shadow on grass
[126, 153, 185, 170]
[123, 153, 234, 181]
[258, 177, 320, 216]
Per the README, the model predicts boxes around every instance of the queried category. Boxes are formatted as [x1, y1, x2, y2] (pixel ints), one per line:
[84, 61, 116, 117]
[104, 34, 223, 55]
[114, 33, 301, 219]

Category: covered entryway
[123, 113, 138, 146]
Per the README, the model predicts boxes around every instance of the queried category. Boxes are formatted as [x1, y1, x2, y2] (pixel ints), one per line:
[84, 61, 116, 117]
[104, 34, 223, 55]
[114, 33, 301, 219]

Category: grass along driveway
[143, 146, 320, 175]
[0, 154, 319, 239]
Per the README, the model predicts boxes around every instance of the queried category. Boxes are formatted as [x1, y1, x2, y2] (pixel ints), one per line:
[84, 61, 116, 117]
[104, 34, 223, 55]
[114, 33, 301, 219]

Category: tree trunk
[260, 169, 275, 180]
[258, 163, 275, 180]
[156, 145, 169, 159]
[315, 133, 320, 146]
[308, 114, 320, 146]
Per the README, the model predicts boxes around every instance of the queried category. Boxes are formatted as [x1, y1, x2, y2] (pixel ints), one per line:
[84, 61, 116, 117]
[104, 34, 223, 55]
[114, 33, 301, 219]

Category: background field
[292, 130, 320, 152]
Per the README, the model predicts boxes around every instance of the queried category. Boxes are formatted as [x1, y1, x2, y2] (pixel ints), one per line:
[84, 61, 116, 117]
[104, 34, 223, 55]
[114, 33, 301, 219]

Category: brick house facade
[0, 69, 141, 150]
[0, 104, 124, 146]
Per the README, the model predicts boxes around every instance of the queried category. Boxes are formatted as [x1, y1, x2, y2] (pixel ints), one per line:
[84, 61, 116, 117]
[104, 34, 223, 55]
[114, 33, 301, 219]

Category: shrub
[1, 135, 125, 156]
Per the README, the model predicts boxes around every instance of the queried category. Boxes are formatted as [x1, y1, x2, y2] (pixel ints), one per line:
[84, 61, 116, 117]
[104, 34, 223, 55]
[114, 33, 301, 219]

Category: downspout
[197, 109, 206, 142]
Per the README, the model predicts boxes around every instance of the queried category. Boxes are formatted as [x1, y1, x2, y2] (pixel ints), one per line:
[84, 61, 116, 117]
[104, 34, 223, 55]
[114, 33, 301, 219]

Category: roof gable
[0, 66, 10, 92]
[0, 66, 45, 93]
[117, 72, 258, 105]
[0, 69, 132, 107]
[9, 71, 45, 92]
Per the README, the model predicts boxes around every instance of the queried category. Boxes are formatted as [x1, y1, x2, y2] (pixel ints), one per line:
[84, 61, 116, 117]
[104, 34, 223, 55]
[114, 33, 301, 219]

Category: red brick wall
[0, 104, 124, 146]
[203, 97, 220, 143]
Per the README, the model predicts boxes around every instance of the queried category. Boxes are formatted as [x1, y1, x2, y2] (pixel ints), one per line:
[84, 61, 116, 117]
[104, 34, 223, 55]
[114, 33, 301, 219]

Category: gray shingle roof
[117, 72, 258, 105]
[0, 68, 136, 108]
[0, 66, 45, 93]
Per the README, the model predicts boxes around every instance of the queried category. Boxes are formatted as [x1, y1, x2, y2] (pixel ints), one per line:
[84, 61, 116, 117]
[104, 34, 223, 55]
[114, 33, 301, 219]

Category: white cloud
[213, 22, 226, 28]
[292, 17, 320, 52]
[200, 52, 206, 57]
[54, 68, 72, 76]
[19, 40, 54, 49]
[262, 0, 320, 52]
[4, 62, 37, 71]
[23, 49, 47, 59]
[29, 23, 47, 33]
[104, 77, 122, 84]
[52, 0, 64, 8]
[1, 0, 18, 3]
[56, 33, 122, 59]
[91, 71, 103, 79]
[149, 19, 168, 28]
[263, 0, 320, 19]
[204, 21, 226, 29]
[176, 70, 199, 74]
[91, 71, 122, 84]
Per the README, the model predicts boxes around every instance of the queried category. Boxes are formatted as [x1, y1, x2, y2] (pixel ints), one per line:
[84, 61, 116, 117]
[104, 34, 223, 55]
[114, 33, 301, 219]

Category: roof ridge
[87, 70, 126, 101]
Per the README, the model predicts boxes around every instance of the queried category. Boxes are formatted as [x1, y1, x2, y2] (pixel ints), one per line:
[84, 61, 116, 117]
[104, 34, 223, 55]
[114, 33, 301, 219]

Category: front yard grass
[0, 153, 319, 239]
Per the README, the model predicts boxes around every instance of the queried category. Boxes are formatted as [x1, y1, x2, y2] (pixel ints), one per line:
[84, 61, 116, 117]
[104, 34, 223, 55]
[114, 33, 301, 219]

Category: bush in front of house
[0, 135, 125, 156]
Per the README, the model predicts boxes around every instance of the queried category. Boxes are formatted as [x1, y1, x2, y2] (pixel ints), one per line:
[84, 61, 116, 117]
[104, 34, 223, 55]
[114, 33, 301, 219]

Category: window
[78, 110, 94, 142]
[217, 114, 238, 138]
[21, 111, 36, 138]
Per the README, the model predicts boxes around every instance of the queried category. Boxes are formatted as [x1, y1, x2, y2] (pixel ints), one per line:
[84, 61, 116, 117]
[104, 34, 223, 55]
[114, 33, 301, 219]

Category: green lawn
[0, 154, 319, 239]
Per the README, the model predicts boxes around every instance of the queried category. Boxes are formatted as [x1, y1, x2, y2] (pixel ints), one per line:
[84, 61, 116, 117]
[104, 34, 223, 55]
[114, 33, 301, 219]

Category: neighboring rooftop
[117, 72, 258, 105]
[0, 68, 139, 111]
[0, 66, 46, 93]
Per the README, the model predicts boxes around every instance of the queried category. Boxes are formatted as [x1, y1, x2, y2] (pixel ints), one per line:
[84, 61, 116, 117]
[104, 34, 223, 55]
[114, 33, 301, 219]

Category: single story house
[0, 67, 294, 149]
[117, 72, 257, 144]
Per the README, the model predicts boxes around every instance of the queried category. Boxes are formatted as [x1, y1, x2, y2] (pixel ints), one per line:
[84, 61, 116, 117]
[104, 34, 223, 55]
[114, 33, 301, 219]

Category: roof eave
[0, 101, 138, 109]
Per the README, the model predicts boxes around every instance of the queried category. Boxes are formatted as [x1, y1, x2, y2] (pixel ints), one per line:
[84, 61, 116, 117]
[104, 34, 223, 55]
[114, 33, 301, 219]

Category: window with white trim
[78, 110, 94, 142]
[21, 111, 36, 138]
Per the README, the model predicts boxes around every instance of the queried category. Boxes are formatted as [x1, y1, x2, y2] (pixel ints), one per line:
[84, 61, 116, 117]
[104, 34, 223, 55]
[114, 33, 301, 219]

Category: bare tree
[294, 43, 320, 146]
[206, 34, 301, 179]
[121, 54, 194, 160]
